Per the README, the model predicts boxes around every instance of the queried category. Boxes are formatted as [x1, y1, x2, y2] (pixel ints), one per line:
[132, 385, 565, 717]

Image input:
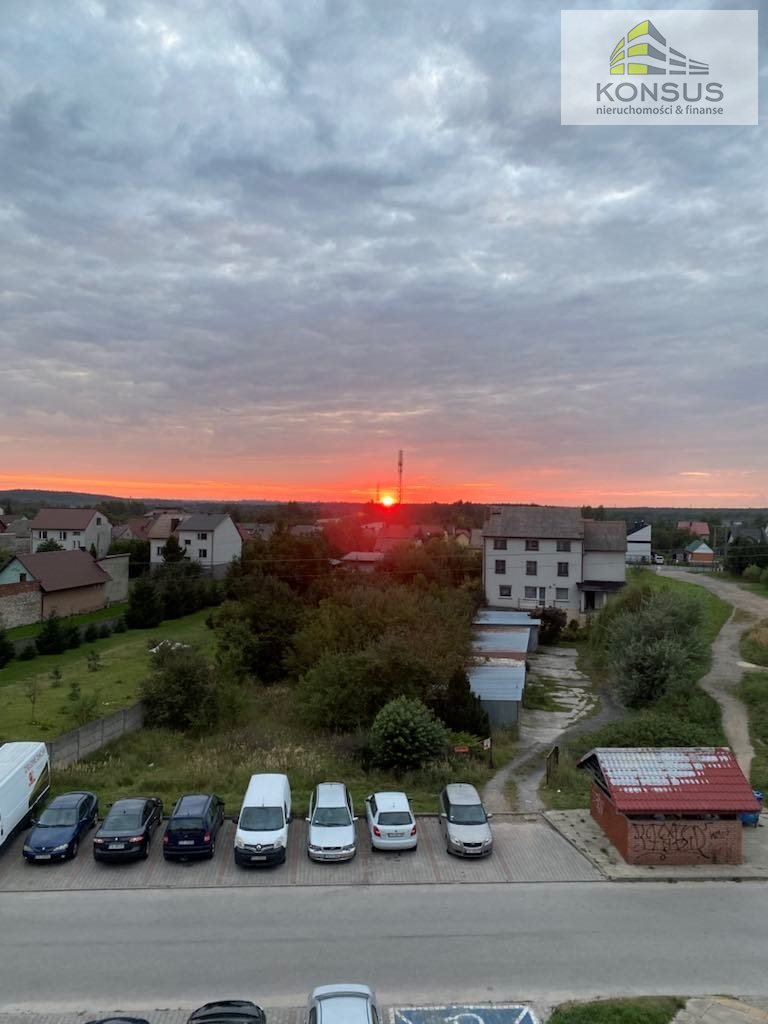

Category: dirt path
[658, 568, 768, 776]
[483, 572, 768, 813]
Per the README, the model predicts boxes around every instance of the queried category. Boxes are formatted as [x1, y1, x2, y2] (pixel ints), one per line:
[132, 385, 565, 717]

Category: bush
[743, 564, 762, 582]
[140, 646, 224, 733]
[0, 622, 14, 668]
[64, 623, 82, 649]
[18, 643, 37, 661]
[535, 606, 568, 644]
[369, 697, 448, 772]
[36, 613, 66, 656]
[213, 578, 304, 683]
[113, 616, 127, 633]
[98, 624, 112, 639]
[760, 568, 768, 586]
[125, 576, 163, 630]
[428, 669, 489, 736]
[87, 650, 102, 672]
[84, 623, 99, 643]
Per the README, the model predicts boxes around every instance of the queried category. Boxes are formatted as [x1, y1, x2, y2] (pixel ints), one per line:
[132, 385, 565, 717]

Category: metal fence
[48, 702, 145, 768]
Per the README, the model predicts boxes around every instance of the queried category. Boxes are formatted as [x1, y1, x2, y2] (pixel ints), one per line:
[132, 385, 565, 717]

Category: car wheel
[70, 840, 79, 860]
[142, 838, 150, 860]
[208, 839, 216, 860]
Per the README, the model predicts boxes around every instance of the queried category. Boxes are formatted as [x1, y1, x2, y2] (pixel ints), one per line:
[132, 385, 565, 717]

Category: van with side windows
[0, 741, 51, 850]
[234, 773, 291, 866]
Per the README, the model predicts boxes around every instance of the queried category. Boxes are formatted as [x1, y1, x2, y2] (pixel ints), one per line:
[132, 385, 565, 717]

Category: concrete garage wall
[43, 582, 106, 619]
[48, 702, 145, 768]
[97, 553, 130, 604]
[0, 580, 42, 628]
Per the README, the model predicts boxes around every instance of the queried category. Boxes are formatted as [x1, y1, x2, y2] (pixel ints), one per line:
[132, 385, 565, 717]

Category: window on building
[197, 532, 208, 541]
[198, 548, 207, 559]
[557, 562, 569, 577]
[557, 540, 571, 552]
[184, 538, 191, 546]
[526, 560, 537, 575]
[525, 539, 539, 551]
[19, 573, 27, 583]
[73, 530, 81, 537]
[59, 531, 67, 540]
[499, 585, 512, 598]
[538, 587, 546, 601]
[96, 517, 102, 525]
[156, 546, 164, 556]
[493, 538, 507, 550]
[524, 586, 537, 599]
[494, 559, 506, 575]
[556, 587, 569, 601]
[40, 531, 48, 540]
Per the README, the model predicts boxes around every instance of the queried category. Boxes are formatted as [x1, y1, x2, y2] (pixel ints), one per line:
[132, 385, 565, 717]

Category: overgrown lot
[0, 611, 214, 739]
[741, 619, 768, 668]
[548, 997, 684, 1024]
[738, 671, 768, 795]
[53, 684, 516, 815]
[542, 571, 730, 810]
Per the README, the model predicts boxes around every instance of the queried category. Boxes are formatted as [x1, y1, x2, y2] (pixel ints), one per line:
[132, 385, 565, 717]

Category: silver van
[438, 783, 493, 857]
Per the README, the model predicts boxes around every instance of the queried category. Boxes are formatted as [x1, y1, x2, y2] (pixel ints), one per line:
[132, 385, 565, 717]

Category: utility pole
[397, 449, 403, 505]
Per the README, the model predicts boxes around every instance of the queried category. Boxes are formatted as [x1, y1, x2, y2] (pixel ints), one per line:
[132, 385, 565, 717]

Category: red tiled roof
[578, 747, 760, 815]
[12, 550, 111, 593]
[29, 508, 100, 530]
[677, 520, 710, 537]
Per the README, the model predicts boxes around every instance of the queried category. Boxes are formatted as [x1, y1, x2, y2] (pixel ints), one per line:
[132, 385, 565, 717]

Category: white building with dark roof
[174, 513, 242, 573]
[482, 505, 626, 616]
[29, 508, 112, 557]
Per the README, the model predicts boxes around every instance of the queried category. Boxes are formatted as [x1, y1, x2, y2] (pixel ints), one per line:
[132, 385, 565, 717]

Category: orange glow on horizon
[380, 494, 396, 507]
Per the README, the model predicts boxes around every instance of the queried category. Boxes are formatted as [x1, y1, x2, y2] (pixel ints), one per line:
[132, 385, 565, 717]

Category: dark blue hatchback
[163, 793, 225, 860]
[23, 791, 99, 862]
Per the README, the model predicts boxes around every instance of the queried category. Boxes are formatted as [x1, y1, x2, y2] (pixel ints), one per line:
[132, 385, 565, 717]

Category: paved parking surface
[0, 814, 600, 891]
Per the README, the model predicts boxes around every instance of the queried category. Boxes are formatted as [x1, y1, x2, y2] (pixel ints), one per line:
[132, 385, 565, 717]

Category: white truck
[0, 741, 51, 848]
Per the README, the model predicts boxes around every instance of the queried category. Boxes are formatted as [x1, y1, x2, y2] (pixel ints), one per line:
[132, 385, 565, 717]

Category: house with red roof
[29, 508, 113, 558]
[578, 747, 761, 865]
[0, 549, 123, 626]
[677, 520, 710, 539]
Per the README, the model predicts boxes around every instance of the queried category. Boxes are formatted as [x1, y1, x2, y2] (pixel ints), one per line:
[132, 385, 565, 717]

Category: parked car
[653, 554, 665, 565]
[234, 773, 292, 866]
[23, 790, 98, 862]
[93, 797, 163, 861]
[365, 791, 417, 852]
[163, 793, 225, 860]
[186, 1001, 266, 1024]
[438, 783, 493, 857]
[304, 985, 382, 1024]
[0, 741, 50, 851]
[306, 782, 357, 862]
[86, 1018, 150, 1024]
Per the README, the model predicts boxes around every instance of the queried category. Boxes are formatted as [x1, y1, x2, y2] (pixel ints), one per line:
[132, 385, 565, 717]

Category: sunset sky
[2, 1, 766, 507]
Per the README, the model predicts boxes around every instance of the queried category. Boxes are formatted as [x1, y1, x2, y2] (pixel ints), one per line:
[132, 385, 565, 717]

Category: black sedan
[93, 797, 163, 861]
[187, 1002, 266, 1024]
[23, 791, 99, 862]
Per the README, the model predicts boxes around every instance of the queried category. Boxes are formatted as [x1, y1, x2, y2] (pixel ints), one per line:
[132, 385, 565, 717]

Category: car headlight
[308, 844, 321, 852]
[342, 843, 356, 851]
[483, 837, 493, 845]
[53, 844, 69, 853]
[273, 839, 284, 849]
[235, 838, 245, 849]
[23, 845, 33, 853]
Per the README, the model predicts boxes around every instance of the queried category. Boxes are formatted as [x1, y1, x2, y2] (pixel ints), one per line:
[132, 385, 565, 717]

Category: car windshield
[449, 803, 487, 825]
[312, 806, 352, 827]
[169, 817, 205, 830]
[103, 812, 142, 831]
[240, 807, 284, 831]
[37, 808, 78, 827]
[378, 811, 411, 826]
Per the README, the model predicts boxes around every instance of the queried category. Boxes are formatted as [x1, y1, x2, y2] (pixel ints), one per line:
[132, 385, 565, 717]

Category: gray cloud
[1, 0, 766, 500]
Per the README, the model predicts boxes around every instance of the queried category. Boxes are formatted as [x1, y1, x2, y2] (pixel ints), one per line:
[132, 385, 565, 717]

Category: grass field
[548, 997, 684, 1024]
[738, 671, 768, 795]
[741, 619, 768, 667]
[0, 611, 214, 740]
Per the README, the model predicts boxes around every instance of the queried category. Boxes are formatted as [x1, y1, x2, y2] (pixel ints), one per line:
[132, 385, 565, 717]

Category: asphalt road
[2, 881, 768, 1012]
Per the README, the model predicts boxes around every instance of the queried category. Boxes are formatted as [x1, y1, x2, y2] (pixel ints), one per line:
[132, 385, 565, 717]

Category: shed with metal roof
[577, 747, 761, 865]
[468, 659, 526, 727]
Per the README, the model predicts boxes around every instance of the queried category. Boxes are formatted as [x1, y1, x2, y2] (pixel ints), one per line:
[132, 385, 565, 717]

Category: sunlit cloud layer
[1, 0, 766, 505]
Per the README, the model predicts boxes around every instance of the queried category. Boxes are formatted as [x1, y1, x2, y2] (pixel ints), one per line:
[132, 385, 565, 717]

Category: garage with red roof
[577, 747, 761, 865]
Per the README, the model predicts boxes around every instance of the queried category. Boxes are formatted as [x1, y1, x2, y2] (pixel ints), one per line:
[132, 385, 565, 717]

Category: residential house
[685, 539, 715, 565]
[482, 505, 626, 616]
[147, 511, 190, 566]
[0, 515, 31, 559]
[29, 508, 112, 558]
[340, 550, 384, 573]
[677, 520, 710, 539]
[625, 523, 652, 563]
[727, 524, 767, 545]
[174, 513, 243, 574]
[0, 549, 115, 626]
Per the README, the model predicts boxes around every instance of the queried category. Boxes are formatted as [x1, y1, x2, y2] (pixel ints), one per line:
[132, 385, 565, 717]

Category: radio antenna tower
[397, 449, 403, 505]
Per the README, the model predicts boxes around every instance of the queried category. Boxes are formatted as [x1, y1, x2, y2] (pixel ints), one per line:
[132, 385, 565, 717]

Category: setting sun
[381, 494, 396, 507]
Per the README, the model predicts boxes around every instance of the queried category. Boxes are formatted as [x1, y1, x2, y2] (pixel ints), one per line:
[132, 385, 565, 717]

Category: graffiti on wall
[630, 821, 728, 861]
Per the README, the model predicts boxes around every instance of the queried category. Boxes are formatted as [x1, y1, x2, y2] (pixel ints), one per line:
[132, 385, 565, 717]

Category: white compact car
[364, 791, 417, 852]
[306, 782, 357, 862]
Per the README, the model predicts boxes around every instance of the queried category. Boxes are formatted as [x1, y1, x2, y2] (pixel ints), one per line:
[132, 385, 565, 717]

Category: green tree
[140, 646, 222, 733]
[36, 538, 63, 552]
[369, 697, 447, 772]
[125, 576, 163, 629]
[214, 577, 303, 683]
[161, 534, 186, 563]
[87, 650, 102, 672]
[24, 676, 43, 722]
[36, 612, 66, 655]
[108, 538, 150, 578]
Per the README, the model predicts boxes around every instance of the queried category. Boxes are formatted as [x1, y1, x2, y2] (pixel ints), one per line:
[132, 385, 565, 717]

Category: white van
[234, 773, 291, 866]
[0, 741, 51, 849]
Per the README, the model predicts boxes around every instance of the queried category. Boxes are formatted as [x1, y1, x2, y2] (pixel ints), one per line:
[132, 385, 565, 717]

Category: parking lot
[0, 814, 600, 890]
